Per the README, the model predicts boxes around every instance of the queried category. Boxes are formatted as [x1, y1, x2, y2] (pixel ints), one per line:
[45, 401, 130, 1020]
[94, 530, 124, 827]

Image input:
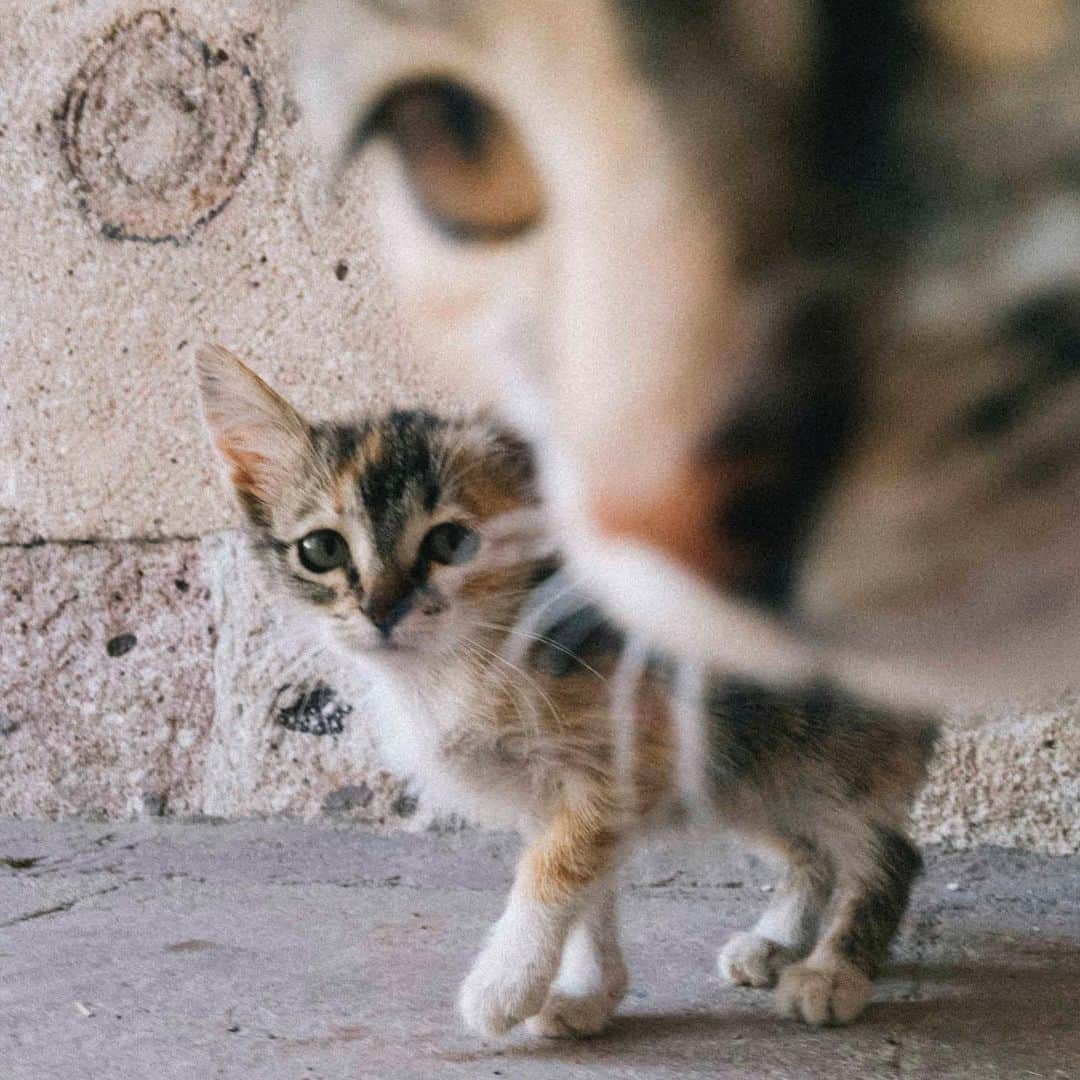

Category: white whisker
[457, 632, 565, 733]
[501, 569, 591, 668]
[467, 618, 609, 683]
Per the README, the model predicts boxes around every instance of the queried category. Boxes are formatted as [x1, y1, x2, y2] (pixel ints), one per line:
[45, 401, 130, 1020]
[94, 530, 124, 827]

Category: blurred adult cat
[293, 1, 1080, 705]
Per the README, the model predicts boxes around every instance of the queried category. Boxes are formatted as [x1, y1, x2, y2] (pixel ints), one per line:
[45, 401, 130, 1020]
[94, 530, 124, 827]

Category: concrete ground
[0, 822, 1076, 1080]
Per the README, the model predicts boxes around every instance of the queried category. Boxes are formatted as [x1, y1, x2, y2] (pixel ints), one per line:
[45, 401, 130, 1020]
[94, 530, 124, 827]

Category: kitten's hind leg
[776, 828, 922, 1026]
[527, 882, 628, 1038]
[719, 838, 830, 988]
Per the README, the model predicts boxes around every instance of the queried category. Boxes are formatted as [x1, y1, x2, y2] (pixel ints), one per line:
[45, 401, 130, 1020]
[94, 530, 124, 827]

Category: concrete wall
[1, 1, 1076, 852]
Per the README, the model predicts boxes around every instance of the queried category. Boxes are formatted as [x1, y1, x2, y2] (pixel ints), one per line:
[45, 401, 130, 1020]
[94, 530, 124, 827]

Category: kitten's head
[197, 345, 539, 662]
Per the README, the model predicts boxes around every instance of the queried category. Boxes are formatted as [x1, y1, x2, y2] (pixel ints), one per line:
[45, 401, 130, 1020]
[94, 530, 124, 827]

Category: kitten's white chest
[359, 658, 528, 829]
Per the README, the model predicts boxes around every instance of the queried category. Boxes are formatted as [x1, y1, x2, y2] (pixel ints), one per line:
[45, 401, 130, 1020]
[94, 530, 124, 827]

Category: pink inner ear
[218, 431, 270, 497]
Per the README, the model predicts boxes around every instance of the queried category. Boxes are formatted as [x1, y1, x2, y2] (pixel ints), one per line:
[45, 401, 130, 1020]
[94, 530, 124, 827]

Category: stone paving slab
[0, 822, 1077, 1079]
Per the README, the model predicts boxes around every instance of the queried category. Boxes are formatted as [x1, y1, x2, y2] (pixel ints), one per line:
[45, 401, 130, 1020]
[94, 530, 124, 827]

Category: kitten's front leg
[459, 799, 617, 1037]
[457, 889, 567, 1037]
[527, 882, 628, 1038]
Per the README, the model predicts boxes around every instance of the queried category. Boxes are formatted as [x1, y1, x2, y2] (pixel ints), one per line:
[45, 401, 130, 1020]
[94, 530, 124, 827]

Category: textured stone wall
[0, 0, 429, 826]
[0, 1, 1076, 852]
[0, 535, 410, 825]
[0, 0, 442, 546]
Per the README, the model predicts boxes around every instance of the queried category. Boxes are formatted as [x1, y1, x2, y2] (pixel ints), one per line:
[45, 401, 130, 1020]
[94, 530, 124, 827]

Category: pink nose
[587, 453, 764, 589]
[589, 461, 721, 581]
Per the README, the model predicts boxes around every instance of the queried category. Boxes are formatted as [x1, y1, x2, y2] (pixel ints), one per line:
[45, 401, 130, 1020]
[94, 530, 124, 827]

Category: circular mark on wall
[60, 9, 263, 243]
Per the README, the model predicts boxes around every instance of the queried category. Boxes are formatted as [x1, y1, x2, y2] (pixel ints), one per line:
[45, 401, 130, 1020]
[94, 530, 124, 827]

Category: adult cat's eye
[298, 530, 350, 573]
[357, 78, 544, 242]
[422, 522, 480, 566]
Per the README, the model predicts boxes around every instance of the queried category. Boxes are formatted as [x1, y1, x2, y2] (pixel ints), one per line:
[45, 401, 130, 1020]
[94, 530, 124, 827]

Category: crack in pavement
[0, 882, 125, 928]
[904, 909, 943, 1003]
[883, 907, 946, 1079]
[21, 831, 124, 878]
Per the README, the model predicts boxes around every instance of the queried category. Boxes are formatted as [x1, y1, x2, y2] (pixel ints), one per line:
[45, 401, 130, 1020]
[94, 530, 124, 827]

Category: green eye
[298, 530, 349, 573]
[422, 522, 480, 566]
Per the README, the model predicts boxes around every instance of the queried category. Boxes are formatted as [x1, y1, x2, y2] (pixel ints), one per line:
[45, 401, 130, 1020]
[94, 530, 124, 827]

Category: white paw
[459, 955, 554, 1036]
[775, 957, 871, 1026]
[718, 932, 801, 988]
[526, 988, 615, 1038]
[458, 911, 563, 1039]
[526, 957, 628, 1039]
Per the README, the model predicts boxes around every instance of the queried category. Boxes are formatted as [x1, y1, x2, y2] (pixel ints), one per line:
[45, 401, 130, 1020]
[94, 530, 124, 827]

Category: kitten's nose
[363, 590, 413, 640]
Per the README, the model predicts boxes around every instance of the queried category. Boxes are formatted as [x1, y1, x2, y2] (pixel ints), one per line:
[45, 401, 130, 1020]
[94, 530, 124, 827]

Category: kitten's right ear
[195, 345, 310, 519]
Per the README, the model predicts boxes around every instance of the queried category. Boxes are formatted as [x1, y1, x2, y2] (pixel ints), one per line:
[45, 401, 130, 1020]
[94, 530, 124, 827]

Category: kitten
[197, 344, 936, 1037]
[292, 0, 1080, 706]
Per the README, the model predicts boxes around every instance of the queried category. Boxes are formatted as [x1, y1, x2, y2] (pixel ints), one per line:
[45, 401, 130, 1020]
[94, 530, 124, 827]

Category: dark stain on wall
[106, 632, 137, 658]
[274, 682, 353, 736]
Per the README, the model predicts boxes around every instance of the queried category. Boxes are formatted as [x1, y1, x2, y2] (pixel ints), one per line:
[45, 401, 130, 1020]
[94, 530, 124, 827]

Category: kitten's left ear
[195, 344, 310, 519]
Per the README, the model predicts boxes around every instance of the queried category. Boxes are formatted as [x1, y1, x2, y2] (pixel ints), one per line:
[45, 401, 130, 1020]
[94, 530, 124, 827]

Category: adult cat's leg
[719, 837, 830, 988]
[776, 828, 922, 1025]
[459, 796, 618, 1036]
[527, 881, 628, 1038]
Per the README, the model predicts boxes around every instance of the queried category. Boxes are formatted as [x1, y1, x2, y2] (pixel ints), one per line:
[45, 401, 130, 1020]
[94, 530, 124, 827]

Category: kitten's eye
[360, 78, 543, 242]
[422, 522, 480, 566]
[298, 530, 350, 573]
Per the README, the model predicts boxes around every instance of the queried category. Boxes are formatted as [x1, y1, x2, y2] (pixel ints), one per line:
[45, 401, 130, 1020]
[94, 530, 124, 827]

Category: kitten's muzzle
[363, 591, 414, 641]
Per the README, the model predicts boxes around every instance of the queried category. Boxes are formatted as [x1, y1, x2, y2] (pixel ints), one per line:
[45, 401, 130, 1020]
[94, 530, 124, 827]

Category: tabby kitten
[197, 345, 935, 1037]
